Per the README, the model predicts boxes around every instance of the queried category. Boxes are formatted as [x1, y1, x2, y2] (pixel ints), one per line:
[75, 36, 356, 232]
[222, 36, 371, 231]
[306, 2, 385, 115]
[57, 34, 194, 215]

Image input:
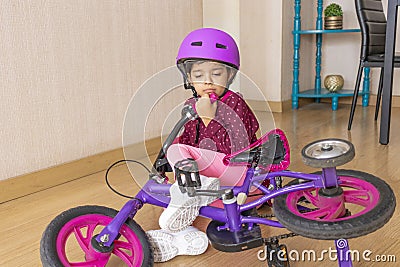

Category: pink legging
[167, 143, 247, 187]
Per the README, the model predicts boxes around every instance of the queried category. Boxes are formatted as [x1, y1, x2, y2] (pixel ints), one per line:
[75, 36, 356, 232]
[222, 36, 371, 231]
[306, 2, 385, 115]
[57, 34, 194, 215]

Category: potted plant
[324, 3, 343, 30]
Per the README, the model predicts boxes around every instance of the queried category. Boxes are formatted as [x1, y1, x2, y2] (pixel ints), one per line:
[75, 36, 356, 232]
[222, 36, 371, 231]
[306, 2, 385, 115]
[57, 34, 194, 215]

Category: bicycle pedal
[174, 159, 202, 190]
[266, 239, 290, 267]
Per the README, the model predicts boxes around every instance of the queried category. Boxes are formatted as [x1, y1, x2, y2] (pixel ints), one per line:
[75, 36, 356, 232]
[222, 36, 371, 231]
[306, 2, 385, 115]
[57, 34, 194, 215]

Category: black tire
[40, 205, 153, 266]
[273, 170, 396, 240]
[301, 139, 355, 168]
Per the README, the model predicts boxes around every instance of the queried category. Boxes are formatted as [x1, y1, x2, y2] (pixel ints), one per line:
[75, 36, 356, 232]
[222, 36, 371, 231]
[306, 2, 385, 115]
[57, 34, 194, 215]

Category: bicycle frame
[91, 164, 354, 266]
[96, 165, 345, 235]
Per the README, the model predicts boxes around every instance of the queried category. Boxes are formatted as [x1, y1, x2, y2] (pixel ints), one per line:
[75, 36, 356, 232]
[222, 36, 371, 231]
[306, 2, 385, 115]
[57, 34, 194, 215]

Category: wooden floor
[1, 103, 400, 267]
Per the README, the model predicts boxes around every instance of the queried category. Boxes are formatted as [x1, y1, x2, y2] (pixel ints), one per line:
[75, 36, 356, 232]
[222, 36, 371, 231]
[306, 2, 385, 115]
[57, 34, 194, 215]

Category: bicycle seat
[223, 128, 290, 172]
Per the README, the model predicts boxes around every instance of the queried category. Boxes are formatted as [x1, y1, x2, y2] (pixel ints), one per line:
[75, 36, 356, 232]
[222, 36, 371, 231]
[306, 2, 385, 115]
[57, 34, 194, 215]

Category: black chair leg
[348, 64, 363, 130]
[375, 68, 384, 120]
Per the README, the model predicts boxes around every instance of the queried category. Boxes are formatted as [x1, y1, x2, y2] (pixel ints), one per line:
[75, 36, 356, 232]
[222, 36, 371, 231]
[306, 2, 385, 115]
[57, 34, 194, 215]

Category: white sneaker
[146, 226, 209, 262]
[199, 175, 220, 206]
[159, 175, 219, 232]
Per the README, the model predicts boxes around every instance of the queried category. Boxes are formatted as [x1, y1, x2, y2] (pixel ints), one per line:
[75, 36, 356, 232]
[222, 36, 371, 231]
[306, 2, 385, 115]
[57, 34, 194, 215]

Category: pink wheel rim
[56, 214, 144, 267]
[286, 176, 380, 222]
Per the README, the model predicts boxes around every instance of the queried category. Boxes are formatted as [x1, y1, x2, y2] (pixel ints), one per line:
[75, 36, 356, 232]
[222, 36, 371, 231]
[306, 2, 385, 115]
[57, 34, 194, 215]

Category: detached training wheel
[273, 170, 396, 240]
[302, 138, 355, 168]
[40, 205, 153, 267]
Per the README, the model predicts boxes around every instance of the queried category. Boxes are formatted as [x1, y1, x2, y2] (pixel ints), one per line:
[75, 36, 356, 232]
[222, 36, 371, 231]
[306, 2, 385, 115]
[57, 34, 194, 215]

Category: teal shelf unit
[292, 0, 370, 111]
[294, 29, 361, 34]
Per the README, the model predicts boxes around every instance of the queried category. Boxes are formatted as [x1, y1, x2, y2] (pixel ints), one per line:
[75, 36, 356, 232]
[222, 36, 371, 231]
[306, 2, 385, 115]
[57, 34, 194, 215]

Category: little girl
[147, 28, 260, 262]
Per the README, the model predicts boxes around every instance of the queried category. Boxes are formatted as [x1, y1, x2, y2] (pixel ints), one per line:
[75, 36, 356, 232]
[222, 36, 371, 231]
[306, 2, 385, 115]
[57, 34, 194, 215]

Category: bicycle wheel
[40, 205, 153, 267]
[273, 170, 396, 240]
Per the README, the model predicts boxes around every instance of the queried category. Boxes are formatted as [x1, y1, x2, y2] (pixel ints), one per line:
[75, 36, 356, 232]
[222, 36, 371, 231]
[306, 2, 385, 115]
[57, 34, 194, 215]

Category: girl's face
[188, 61, 231, 97]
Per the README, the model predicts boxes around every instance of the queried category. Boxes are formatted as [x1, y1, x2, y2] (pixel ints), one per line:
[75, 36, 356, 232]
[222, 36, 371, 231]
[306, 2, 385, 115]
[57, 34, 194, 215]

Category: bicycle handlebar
[161, 105, 198, 154]
[152, 105, 198, 174]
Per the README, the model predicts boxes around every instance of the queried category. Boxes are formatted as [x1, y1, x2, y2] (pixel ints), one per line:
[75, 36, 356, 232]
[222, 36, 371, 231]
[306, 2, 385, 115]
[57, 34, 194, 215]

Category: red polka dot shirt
[179, 91, 259, 155]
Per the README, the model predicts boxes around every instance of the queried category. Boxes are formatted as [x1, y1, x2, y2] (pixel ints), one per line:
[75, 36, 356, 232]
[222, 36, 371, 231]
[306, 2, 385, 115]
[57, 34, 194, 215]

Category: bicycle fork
[87, 179, 171, 260]
[319, 167, 346, 218]
[87, 198, 144, 260]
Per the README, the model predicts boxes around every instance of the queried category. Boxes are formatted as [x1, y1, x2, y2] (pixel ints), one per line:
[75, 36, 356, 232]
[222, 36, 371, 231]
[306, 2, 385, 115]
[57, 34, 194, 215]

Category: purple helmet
[177, 28, 240, 69]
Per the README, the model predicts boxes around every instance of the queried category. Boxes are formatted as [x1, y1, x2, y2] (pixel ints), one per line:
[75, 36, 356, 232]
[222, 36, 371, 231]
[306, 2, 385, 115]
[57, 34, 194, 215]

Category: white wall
[0, 0, 202, 180]
[203, 0, 240, 42]
[320, 0, 400, 96]
[202, 0, 243, 96]
[240, 0, 283, 102]
[203, 0, 286, 102]
[320, 0, 370, 93]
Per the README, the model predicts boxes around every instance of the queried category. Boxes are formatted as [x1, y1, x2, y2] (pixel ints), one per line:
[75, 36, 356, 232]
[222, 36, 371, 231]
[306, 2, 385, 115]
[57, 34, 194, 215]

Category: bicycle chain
[256, 213, 298, 241]
[258, 213, 276, 218]
[264, 232, 298, 243]
[256, 197, 322, 242]
[258, 204, 349, 242]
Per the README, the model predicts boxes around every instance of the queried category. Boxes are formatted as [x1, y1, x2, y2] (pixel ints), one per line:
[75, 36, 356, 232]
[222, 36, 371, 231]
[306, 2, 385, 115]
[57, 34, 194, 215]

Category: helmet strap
[183, 80, 198, 98]
[220, 88, 229, 98]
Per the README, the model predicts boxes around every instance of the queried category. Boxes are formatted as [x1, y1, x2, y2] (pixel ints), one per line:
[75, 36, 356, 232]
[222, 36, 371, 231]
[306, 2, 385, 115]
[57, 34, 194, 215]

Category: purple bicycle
[40, 105, 396, 267]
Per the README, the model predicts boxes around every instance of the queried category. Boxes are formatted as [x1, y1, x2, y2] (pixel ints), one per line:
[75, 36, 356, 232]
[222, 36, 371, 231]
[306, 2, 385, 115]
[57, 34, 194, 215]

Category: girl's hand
[195, 94, 217, 126]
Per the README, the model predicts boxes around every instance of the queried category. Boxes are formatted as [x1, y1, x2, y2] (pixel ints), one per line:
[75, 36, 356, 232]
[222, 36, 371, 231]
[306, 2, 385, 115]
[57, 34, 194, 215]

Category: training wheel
[301, 139, 354, 168]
